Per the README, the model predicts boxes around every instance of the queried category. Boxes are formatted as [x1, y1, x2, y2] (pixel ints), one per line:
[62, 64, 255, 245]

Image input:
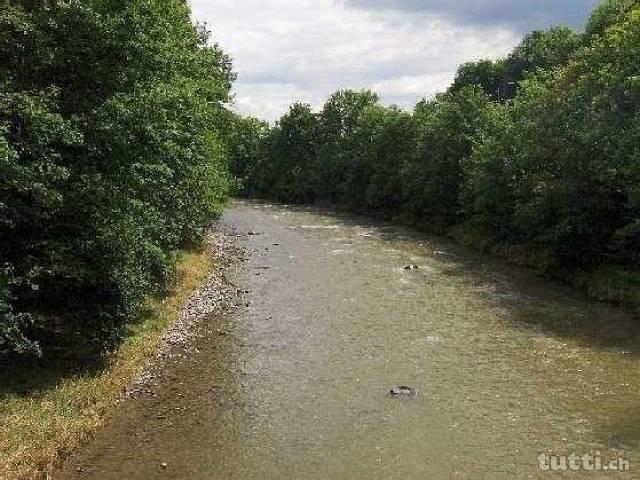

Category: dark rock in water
[389, 385, 416, 396]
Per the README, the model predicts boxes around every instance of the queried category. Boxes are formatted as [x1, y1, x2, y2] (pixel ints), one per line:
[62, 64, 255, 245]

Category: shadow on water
[435, 253, 640, 357]
[248, 200, 640, 357]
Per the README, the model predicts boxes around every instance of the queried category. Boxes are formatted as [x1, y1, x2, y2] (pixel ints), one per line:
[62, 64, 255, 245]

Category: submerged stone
[389, 385, 417, 397]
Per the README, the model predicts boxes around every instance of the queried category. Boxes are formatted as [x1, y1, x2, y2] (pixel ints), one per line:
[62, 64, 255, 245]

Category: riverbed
[58, 200, 640, 479]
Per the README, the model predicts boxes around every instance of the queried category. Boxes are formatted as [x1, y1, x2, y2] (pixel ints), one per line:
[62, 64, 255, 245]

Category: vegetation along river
[59, 200, 640, 479]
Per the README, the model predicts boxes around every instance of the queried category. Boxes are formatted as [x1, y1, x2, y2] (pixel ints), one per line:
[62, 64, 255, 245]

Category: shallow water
[59, 200, 640, 479]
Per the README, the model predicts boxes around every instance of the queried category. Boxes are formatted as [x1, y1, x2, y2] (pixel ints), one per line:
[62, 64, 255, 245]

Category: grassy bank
[0, 248, 214, 480]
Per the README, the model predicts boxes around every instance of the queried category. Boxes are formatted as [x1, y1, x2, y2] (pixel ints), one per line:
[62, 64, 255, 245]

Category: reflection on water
[59, 200, 640, 480]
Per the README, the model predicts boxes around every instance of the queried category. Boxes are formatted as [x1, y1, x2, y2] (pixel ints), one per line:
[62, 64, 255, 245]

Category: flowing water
[59, 200, 640, 479]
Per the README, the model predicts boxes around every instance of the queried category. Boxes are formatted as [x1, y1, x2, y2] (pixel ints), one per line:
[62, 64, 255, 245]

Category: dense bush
[0, 0, 234, 360]
[234, 0, 640, 308]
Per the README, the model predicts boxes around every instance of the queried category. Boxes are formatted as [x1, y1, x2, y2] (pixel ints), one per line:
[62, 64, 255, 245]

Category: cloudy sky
[189, 0, 598, 122]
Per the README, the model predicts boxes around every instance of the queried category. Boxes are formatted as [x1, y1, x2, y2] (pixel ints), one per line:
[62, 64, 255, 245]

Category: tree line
[0, 0, 235, 360]
[234, 0, 640, 310]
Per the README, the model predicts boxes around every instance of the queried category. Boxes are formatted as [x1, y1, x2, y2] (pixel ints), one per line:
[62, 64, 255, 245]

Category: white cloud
[190, 0, 520, 122]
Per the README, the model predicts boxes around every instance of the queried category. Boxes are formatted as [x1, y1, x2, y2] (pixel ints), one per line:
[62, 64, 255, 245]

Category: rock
[389, 385, 417, 397]
[160, 462, 168, 470]
[404, 265, 419, 270]
[248, 230, 258, 235]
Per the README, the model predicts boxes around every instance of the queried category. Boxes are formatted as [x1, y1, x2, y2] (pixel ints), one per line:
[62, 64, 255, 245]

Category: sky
[189, 0, 599, 122]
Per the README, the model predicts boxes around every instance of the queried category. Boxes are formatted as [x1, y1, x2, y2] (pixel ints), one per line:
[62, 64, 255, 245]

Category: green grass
[0, 248, 214, 480]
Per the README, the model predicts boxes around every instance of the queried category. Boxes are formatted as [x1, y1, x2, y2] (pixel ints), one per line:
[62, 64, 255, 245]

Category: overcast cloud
[189, 0, 597, 122]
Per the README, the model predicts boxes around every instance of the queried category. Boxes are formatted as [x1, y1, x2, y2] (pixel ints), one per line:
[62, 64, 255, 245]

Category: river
[58, 200, 640, 479]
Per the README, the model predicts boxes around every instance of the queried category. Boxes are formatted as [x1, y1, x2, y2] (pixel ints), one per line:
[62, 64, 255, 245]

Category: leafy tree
[403, 87, 493, 229]
[359, 106, 416, 213]
[466, 3, 640, 272]
[246, 103, 320, 202]
[451, 60, 507, 101]
[0, 0, 234, 359]
[504, 26, 582, 89]
[227, 116, 270, 194]
[316, 90, 379, 202]
[451, 27, 581, 102]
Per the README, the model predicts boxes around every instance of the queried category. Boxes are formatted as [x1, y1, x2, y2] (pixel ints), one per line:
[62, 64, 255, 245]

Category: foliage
[404, 87, 494, 229]
[467, 5, 640, 272]
[227, 116, 270, 194]
[315, 90, 380, 203]
[259, 103, 321, 202]
[451, 26, 582, 101]
[585, 0, 638, 37]
[0, 0, 234, 360]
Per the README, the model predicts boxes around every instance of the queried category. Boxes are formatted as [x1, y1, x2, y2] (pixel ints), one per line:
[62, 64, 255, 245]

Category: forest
[0, 0, 236, 361]
[233, 0, 640, 311]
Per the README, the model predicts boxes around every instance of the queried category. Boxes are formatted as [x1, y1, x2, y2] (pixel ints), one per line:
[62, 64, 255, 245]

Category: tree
[585, 0, 637, 37]
[403, 87, 493, 229]
[451, 59, 507, 101]
[451, 26, 581, 102]
[316, 90, 379, 202]
[0, 0, 234, 359]
[227, 115, 270, 194]
[466, 3, 640, 272]
[245, 103, 320, 202]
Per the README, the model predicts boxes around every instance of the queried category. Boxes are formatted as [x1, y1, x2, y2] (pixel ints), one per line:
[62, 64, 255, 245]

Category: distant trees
[1, 0, 234, 360]
[233, 0, 640, 308]
[227, 116, 269, 194]
[316, 90, 380, 203]
[404, 87, 494, 229]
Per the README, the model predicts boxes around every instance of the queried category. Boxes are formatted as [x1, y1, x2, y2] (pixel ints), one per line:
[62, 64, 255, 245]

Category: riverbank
[0, 226, 242, 480]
